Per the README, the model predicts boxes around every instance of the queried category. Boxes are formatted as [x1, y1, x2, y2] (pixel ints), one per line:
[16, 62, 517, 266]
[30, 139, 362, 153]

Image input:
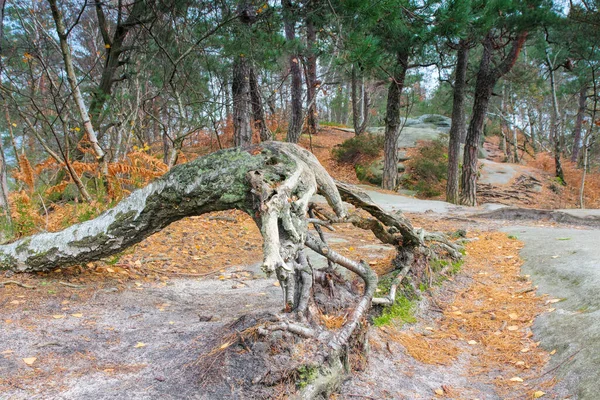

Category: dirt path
[1, 188, 598, 399]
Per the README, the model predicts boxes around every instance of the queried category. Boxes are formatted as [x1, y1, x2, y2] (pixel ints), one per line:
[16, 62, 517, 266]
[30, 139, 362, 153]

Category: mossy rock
[356, 159, 406, 186]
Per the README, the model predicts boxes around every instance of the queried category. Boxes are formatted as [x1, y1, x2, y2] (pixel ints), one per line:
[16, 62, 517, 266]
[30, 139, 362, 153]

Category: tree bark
[0, 0, 12, 232]
[528, 106, 537, 153]
[249, 66, 271, 142]
[571, 84, 587, 162]
[382, 52, 408, 190]
[305, 7, 318, 137]
[232, 56, 253, 147]
[460, 32, 527, 206]
[48, 0, 110, 188]
[546, 53, 566, 184]
[0, 142, 344, 272]
[351, 65, 371, 136]
[446, 41, 469, 204]
[283, 0, 303, 143]
[89, 0, 148, 134]
[0, 134, 10, 231]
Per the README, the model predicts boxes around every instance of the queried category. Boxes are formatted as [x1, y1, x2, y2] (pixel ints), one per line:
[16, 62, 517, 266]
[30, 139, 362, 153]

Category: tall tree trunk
[305, 8, 318, 136]
[571, 84, 587, 162]
[89, 0, 147, 134]
[48, 0, 110, 190]
[382, 52, 408, 190]
[249, 66, 271, 142]
[460, 48, 493, 206]
[460, 32, 527, 206]
[0, 0, 12, 232]
[446, 41, 469, 204]
[528, 106, 537, 153]
[232, 56, 252, 147]
[351, 65, 361, 135]
[580, 74, 597, 208]
[351, 65, 370, 136]
[546, 53, 566, 184]
[283, 0, 303, 143]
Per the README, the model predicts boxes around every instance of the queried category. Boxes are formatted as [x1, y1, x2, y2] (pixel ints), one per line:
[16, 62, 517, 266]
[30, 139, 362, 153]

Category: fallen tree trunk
[0, 142, 342, 273]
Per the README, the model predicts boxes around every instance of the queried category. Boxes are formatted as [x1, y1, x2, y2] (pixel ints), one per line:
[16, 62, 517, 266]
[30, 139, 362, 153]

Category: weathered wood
[0, 142, 343, 274]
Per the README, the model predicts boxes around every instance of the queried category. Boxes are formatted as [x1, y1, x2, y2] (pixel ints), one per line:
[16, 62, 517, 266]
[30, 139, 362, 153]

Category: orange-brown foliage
[527, 152, 600, 208]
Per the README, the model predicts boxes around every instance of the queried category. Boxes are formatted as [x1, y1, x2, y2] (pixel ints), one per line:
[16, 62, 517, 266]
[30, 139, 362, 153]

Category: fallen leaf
[551, 255, 559, 259]
[1, 350, 13, 354]
[434, 388, 444, 395]
[71, 313, 83, 318]
[220, 342, 231, 350]
[509, 377, 523, 382]
[507, 325, 519, 331]
[550, 349, 556, 355]
[468, 340, 478, 345]
[134, 342, 146, 348]
[546, 298, 561, 304]
[273, 281, 280, 287]
[533, 390, 546, 398]
[508, 313, 518, 319]
[23, 357, 37, 365]
[52, 315, 65, 319]
[106, 268, 115, 273]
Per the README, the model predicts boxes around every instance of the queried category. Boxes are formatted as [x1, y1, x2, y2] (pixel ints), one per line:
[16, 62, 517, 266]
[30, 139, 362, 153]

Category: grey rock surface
[502, 226, 600, 400]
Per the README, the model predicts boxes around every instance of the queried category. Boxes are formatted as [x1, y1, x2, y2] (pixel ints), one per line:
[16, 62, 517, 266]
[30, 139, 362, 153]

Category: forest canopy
[0, 0, 599, 237]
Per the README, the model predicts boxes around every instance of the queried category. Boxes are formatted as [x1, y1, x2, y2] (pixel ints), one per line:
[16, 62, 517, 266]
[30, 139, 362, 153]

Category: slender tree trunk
[351, 66, 370, 136]
[571, 84, 587, 162]
[283, 0, 303, 143]
[232, 56, 252, 147]
[249, 66, 271, 142]
[89, 0, 146, 134]
[48, 0, 110, 190]
[351, 65, 361, 135]
[446, 41, 469, 204]
[382, 52, 408, 190]
[546, 54, 566, 184]
[460, 32, 527, 206]
[580, 75, 597, 208]
[579, 128, 591, 208]
[361, 80, 370, 132]
[528, 106, 537, 153]
[305, 9, 318, 136]
[0, 136, 11, 230]
[224, 74, 232, 119]
[0, 0, 12, 232]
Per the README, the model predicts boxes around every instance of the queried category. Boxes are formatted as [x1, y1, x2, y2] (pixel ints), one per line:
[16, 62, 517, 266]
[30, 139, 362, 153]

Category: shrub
[331, 134, 384, 164]
[405, 139, 448, 197]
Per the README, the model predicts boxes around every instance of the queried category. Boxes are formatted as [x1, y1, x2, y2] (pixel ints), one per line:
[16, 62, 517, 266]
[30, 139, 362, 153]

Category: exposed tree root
[0, 142, 462, 397]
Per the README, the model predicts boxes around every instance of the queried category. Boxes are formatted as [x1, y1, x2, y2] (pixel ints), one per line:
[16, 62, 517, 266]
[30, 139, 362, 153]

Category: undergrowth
[373, 296, 416, 327]
[331, 134, 384, 164]
[404, 139, 448, 197]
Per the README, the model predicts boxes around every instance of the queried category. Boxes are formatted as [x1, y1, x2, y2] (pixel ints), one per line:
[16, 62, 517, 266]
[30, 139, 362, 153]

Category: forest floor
[1, 127, 599, 399]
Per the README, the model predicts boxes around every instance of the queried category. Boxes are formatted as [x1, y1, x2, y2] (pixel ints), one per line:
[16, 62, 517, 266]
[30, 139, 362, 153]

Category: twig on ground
[540, 348, 583, 377]
[0, 281, 36, 289]
[59, 281, 87, 289]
